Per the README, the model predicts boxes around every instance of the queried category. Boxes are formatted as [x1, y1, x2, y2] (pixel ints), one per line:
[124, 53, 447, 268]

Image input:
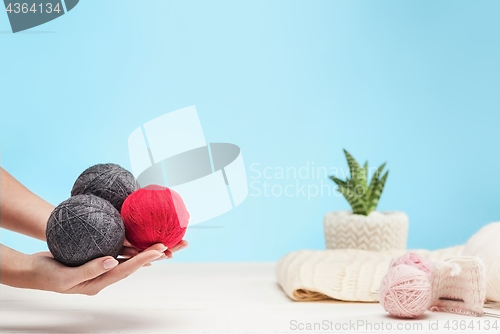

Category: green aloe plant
[329, 149, 388, 216]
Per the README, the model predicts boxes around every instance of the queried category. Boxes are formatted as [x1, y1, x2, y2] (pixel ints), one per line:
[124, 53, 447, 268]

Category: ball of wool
[379, 264, 432, 318]
[46, 194, 125, 267]
[390, 251, 434, 275]
[71, 163, 140, 212]
[463, 222, 500, 302]
[121, 185, 190, 251]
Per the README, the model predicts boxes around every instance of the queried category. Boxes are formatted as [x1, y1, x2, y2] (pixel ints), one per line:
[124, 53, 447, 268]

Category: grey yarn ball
[71, 163, 140, 212]
[46, 194, 125, 267]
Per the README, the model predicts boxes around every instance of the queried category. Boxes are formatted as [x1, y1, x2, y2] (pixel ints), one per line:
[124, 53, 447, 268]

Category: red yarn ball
[121, 184, 190, 251]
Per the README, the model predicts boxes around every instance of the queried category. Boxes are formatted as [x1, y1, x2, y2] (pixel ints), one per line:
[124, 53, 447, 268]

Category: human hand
[27, 243, 167, 295]
[120, 239, 189, 264]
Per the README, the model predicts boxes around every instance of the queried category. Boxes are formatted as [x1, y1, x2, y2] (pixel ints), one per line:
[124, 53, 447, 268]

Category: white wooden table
[1, 262, 498, 333]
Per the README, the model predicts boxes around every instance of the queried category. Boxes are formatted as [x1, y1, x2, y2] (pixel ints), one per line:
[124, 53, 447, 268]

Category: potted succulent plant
[324, 149, 408, 251]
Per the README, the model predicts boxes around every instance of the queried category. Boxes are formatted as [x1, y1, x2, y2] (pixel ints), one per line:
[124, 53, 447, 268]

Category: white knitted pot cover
[323, 211, 409, 251]
[275, 246, 464, 302]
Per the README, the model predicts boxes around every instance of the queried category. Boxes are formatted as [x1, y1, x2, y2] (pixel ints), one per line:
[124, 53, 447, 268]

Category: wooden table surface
[1, 262, 499, 333]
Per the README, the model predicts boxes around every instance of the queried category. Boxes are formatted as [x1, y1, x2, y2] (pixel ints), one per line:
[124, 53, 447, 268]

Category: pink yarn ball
[391, 251, 434, 275]
[379, 264, 432, 318]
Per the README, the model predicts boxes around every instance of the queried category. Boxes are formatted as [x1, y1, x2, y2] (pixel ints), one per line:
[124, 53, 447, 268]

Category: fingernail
[103, 258, 119, 270]
[161, 244, 168, 252]
[154, 253, 166, 261]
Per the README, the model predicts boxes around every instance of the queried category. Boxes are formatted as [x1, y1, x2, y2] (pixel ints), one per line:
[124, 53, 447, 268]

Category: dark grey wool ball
[46, 194, 125, 267]
[71, 163, 140, 212]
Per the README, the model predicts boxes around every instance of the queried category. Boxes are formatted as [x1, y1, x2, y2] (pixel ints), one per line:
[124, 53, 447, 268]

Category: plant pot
[323, 210, 408, 251]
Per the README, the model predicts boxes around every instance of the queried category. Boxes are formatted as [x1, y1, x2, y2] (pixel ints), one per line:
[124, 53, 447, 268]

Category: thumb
[75, 256, 119, 283]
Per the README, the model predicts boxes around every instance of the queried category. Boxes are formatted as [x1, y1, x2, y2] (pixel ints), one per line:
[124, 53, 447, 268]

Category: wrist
[0, 244, 34, 289]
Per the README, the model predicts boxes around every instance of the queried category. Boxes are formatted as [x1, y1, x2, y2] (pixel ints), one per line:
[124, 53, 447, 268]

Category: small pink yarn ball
[379, 264, 432, 318]
[390, 251, 434, 275]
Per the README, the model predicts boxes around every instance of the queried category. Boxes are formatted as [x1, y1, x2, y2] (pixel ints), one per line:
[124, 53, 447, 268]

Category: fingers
[143, 243, 168, 253]
[169, 240, 189, 253]
[120, 246, 139, 258]
[86, 244, 166, 291]
[121, 240, 187, 259]
[123, 238, 134, 247]
[151, 240, 188, 263]
[33, 251, 54, 258]
[69, 256, 119, 285]
[163, 250, 172, 259]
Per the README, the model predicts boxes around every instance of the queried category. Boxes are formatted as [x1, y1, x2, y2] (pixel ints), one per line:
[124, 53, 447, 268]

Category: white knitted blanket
[275, 246, 464, 302]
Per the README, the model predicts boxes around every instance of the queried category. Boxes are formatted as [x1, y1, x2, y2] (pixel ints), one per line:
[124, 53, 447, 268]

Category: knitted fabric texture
[323, 211, 408, 251]
[430, 256, 486, 317]
[275, 246, 464, 302]
[463, 222, 500, 302]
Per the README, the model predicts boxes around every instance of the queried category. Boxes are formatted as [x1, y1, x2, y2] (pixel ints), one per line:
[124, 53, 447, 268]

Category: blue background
[1, 0, 499, 262]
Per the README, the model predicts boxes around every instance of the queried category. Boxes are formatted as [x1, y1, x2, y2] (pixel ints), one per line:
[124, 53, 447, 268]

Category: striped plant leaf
[329, 175, 346, 188]
[369, 170, 388, 209]
[343, 149, 361, 182]
[338, 184, 366, 215]
[329, 150, 388, 216]
[361, 161, 368, 188]
[367, 163, 386, 197]
[374, 162, 386, 179]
